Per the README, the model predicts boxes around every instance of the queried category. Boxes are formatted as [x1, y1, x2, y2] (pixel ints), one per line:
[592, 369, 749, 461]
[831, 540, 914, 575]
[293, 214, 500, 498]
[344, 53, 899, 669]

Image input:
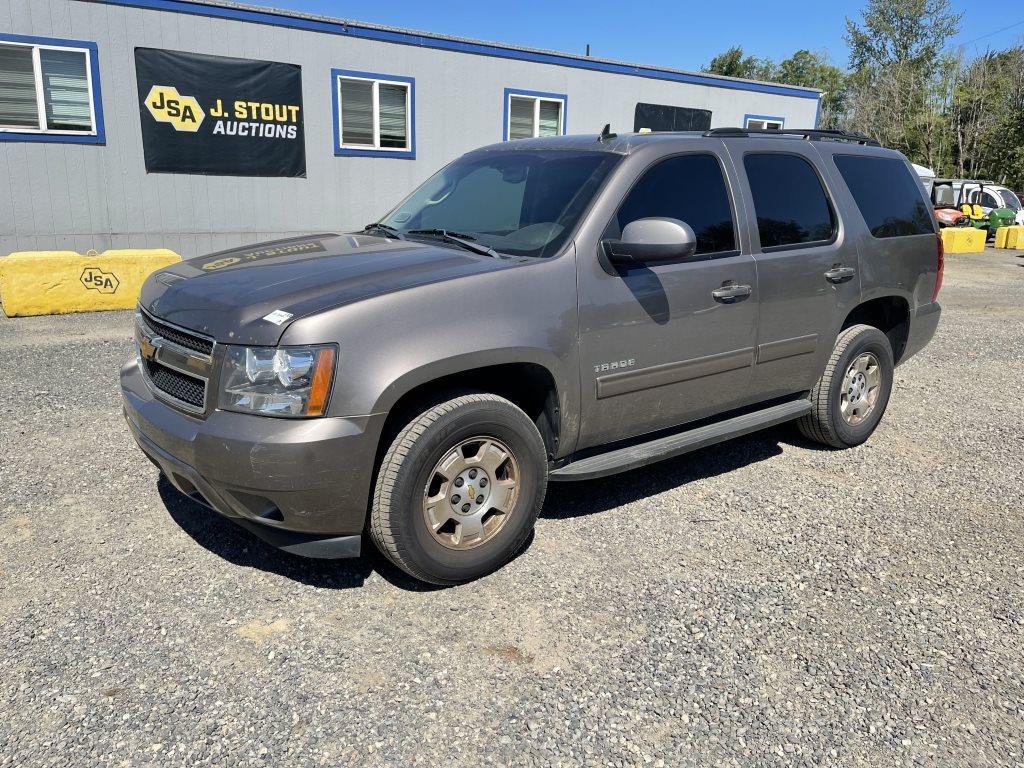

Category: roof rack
[703, 127, 880, 146]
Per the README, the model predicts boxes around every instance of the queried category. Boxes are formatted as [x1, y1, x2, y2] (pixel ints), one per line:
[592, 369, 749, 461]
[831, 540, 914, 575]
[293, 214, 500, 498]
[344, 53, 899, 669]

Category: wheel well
[842, 296, 910, 363]
[377, 363, 561, 462]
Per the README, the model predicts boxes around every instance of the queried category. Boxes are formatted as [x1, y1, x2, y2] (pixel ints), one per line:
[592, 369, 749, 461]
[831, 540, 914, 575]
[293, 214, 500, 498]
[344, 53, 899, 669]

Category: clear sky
[241, 0, 1024, 73]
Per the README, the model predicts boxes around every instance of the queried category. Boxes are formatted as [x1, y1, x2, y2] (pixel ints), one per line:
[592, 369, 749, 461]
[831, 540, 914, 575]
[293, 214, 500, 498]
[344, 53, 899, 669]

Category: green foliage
[703, 46, 775, 81]
[846, 0, 960, 75]
[703, 47, 847, 129]
[947, 47, 1024, 188]
[703, 0, 1024, 190]
[776, 51, 848, 129]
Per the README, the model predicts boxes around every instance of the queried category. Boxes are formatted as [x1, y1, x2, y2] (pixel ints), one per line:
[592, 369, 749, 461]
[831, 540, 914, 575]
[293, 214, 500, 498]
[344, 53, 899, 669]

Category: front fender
[280, 249, 582, 456]
[371, 346, 567, 414]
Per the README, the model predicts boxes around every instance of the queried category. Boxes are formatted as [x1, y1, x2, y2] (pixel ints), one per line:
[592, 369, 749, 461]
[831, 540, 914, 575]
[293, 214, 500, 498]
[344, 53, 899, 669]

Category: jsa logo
[80, 267, 120, 294]
[145, 85, 205, 132]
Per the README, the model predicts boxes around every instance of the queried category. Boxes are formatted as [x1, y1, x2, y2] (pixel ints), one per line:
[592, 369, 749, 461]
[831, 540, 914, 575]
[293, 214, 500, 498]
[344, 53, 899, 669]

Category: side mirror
[602, 217, 697, 267]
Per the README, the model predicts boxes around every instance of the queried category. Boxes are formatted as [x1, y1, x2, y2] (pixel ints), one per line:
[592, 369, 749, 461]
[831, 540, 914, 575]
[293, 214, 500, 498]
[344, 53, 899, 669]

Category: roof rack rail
[703, 127, 880, 146]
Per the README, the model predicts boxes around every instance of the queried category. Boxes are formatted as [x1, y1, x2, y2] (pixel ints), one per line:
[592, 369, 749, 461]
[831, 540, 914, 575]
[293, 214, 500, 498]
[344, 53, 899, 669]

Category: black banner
[634, 103, 712, 133]
[135, 48, 305, 177]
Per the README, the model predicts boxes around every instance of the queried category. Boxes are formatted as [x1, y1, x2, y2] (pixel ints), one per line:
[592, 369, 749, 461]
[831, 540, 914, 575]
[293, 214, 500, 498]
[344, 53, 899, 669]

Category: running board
[549, 399, 812, 482]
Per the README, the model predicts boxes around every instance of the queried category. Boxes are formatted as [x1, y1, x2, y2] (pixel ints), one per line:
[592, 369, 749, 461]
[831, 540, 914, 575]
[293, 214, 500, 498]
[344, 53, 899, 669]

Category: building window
[504, 89, 566, 140]
[744, 115, 784, 130]
[0, 34, 104, 144]
[332, 69, 414, 158]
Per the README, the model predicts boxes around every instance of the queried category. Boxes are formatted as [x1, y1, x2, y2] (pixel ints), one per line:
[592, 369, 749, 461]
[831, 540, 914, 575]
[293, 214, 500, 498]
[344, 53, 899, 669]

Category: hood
[139, 233, 520, 345]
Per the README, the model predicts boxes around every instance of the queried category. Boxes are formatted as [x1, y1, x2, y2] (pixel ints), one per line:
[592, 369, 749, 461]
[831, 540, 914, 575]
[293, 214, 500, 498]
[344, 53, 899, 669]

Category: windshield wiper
[361, 222, 406, 240]
[407, 228, 501, 259]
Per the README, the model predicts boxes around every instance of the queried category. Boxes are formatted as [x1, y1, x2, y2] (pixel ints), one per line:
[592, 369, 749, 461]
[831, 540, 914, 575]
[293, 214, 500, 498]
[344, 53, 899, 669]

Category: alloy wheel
[422, 437, 520, 550]
[840, 352, 881, 426]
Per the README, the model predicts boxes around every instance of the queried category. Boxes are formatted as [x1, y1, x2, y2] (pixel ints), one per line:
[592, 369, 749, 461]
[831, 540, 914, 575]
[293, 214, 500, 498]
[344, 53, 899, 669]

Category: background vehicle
[932, 178, 1021, 233]
[932, 182, 974, 228]
[122, 127, 943, 585]
[913, 163, 935, 196]
[961, 181, 1024, 226]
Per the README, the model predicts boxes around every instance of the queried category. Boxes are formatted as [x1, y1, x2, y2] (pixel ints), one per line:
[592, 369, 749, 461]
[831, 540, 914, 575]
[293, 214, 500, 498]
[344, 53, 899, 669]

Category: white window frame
[0, 40, 97, 136]
[506, 93, 565, 140]
[336, 75, 411, 152]
[744, 116, 784, 131]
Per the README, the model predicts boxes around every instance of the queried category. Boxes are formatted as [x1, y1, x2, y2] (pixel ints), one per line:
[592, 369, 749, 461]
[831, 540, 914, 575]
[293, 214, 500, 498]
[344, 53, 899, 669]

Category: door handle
[711, 284, 752, 303]
[824, 265, 856, 283]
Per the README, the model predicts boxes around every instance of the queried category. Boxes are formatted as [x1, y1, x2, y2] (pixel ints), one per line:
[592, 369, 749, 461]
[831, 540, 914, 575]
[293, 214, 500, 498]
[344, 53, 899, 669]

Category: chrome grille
[135, 308, 216, 415]
[139, 311, 214, 356]
[146, 360, 206, 409]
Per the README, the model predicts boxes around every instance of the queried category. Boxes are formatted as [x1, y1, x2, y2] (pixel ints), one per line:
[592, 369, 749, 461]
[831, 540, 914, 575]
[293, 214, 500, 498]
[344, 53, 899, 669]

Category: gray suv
[121, 127, 943, 584]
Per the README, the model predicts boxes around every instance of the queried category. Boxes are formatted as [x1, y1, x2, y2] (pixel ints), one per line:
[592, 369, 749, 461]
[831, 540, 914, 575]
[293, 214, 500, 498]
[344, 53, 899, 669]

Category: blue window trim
[0, 33, 105, 145]
[743, 113, 786, 129]
[331, 68, 415, 159]
[90, 0, 819, 101]
[503, 88, 568, 141]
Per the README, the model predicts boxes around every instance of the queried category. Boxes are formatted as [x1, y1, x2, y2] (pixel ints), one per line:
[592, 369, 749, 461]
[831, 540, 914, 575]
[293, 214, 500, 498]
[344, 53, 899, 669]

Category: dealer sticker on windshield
[262, 310, 293, 325]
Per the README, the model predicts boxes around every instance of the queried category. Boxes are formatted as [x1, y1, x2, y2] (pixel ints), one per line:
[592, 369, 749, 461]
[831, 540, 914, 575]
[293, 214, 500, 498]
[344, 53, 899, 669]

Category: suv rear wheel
[797, 324, 894, 449]
[369, 393, 548, 584]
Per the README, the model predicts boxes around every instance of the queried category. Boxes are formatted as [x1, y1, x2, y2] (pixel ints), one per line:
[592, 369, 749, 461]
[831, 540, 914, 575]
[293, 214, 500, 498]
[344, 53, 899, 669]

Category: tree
[846, 0, 961, 75]
[700, 10, 1024, 191]
[703, 46, 775, 81]
[704, 47, 847, 129]
[982, 47, 1024, 189]
[843, 0, 962, 159]
[949, 47, 1024, 185]
[776, 50, 848, 128]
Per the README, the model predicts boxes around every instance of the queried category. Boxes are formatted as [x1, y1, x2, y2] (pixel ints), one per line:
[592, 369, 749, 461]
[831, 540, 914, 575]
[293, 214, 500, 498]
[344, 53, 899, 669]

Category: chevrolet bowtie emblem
[139, 335, 160, 361]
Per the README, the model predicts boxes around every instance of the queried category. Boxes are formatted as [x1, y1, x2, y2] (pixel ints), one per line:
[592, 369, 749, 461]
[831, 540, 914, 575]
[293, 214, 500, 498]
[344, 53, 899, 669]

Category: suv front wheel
[797, 323, 895, 449]
[369, 393, 548, 584]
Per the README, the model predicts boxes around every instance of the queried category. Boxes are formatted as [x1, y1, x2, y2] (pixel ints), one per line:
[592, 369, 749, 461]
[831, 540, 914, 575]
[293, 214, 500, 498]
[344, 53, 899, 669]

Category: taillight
[932, 233, 944, 302]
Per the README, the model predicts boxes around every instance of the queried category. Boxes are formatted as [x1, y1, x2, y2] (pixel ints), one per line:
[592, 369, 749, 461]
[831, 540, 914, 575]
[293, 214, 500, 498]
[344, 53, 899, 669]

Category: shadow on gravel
[541, 427, 787, 520]
[158, 478, 441, 592]
[159, 427, 791, 588]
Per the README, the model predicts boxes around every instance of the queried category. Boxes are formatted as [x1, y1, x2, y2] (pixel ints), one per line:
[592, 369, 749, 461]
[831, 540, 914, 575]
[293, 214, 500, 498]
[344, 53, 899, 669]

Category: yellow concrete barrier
[940, 227, 986, 254]
[0, 249, 180, 317]
[994, 225, 1024, 249]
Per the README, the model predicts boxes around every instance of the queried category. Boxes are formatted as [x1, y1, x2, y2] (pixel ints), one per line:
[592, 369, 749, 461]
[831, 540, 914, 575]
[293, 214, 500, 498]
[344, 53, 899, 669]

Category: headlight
[220, 344, 336, 417]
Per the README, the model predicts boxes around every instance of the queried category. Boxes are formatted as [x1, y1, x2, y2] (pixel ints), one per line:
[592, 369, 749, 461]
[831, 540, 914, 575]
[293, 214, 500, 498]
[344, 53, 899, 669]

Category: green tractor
[932, 179, 1017, 239]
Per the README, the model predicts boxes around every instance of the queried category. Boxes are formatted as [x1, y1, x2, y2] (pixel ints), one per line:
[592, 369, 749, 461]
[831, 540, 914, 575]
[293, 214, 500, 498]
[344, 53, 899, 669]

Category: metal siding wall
[1, 0, 820, 258]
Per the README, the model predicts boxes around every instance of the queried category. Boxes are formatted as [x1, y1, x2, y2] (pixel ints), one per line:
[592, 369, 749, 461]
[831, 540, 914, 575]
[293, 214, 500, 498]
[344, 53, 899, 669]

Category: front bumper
[121, 358, 386, 558]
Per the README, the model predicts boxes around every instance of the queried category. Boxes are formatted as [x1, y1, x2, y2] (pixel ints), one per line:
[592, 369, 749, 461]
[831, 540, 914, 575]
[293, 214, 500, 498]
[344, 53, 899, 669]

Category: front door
[575, 150, 758, 450]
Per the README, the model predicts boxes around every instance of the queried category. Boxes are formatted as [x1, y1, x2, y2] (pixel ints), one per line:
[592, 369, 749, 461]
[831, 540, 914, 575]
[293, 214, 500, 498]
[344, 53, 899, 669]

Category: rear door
[828, 151, 940, 322]
[724, 140, 861, 400]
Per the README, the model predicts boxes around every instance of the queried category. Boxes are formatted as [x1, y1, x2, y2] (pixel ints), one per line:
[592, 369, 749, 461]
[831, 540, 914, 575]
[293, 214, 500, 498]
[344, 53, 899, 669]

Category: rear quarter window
[833, 155, 935, 238]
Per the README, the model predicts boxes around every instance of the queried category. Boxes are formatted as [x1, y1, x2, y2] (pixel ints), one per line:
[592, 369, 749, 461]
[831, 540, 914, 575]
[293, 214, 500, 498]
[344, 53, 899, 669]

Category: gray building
[0, 0, 821, 258]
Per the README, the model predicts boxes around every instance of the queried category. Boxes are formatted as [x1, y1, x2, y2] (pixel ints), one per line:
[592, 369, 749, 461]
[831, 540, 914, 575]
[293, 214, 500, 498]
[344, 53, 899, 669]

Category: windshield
[379, 150, 621, 258]
[1000, 188, 1022, 210]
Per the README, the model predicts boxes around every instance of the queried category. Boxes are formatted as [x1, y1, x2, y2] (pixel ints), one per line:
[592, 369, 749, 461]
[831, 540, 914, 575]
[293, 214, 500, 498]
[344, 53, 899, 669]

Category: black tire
[797, 324, 894, 449]
[369, 393, 548, 585]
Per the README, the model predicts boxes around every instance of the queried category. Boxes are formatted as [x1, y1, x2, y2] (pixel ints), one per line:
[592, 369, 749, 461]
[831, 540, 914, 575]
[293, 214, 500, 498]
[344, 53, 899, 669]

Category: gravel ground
[1, 248, 1022, 767]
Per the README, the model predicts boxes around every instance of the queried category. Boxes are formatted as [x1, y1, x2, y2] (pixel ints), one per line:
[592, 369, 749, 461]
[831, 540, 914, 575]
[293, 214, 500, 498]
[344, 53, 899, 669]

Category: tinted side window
[612, 154, 736, 255]
[744, 153, 835, 248]
[833, 155, 934, 238]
